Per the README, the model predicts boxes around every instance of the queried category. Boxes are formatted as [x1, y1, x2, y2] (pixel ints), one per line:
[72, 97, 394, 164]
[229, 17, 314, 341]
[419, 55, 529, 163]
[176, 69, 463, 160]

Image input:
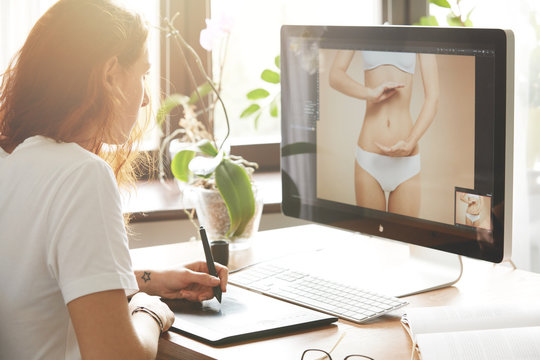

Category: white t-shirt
[0, 136, 139, 359]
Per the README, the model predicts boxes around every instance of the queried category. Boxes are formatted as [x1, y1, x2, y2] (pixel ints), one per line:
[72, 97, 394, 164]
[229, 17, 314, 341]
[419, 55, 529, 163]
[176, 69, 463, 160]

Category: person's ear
[103, 56, 120, 91]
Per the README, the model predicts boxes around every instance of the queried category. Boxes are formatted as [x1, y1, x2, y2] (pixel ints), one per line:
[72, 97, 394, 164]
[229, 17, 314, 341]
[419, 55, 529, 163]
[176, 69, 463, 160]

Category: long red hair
[0, 0, 149, 192]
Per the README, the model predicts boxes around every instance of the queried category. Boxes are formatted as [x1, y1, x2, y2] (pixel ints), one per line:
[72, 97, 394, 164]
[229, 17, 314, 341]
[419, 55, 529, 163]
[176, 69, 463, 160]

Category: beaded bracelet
[131, 306, 164, 333]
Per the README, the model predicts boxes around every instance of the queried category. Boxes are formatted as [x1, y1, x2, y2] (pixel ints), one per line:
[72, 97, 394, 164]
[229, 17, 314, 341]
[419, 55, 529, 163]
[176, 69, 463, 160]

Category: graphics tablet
[163, 285, 338, 345]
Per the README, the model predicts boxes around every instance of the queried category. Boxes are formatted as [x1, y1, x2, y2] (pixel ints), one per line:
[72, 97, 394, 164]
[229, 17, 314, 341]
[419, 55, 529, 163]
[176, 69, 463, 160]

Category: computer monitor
[280, 25, 514, 296]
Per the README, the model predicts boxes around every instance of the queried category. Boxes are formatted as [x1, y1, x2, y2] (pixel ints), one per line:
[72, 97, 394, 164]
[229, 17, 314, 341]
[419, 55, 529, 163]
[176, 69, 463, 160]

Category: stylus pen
[199, 226, 222, 303]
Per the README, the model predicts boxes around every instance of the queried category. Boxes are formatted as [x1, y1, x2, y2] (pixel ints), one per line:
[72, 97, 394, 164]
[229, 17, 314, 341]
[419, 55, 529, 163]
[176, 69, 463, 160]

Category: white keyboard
[229, 263, 408, 324]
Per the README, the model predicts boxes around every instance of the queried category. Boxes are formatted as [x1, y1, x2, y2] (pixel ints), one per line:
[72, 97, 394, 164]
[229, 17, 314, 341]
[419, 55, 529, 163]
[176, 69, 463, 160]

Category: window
[0, 0, 57, 70]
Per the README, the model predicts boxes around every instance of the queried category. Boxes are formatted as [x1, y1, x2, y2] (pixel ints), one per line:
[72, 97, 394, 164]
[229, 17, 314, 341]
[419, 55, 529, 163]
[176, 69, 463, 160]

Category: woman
[329, 50, 439, 217]
[460, 193, 483, 226]
[0, 1, 227, 359]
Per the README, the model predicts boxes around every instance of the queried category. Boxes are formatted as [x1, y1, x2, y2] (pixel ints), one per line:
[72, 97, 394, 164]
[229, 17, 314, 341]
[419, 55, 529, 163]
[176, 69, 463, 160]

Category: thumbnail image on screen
[316, 49, 476, 226]
[455, 189, 492, 230]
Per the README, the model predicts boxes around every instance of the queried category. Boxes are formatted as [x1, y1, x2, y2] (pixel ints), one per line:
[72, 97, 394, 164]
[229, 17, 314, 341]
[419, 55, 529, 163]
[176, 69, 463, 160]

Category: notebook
[163, 284, 338, 345]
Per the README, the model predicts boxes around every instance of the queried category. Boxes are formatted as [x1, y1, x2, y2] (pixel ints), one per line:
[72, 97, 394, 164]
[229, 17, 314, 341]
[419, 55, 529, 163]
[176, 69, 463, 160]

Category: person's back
[0, 1, 161, 358]
[0, 136, 135, 359]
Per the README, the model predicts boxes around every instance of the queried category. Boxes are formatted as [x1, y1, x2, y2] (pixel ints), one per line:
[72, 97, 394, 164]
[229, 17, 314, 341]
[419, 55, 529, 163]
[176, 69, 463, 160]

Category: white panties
[466, 213, 481, 223]
[355, 146, 421, 192]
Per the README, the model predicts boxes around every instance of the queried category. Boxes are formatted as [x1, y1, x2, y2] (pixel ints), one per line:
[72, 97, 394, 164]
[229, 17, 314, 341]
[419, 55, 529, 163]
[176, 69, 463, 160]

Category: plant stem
[211, 33, 230, 134]
[164, 16, 231, 153]
[164, 16, 212, 143]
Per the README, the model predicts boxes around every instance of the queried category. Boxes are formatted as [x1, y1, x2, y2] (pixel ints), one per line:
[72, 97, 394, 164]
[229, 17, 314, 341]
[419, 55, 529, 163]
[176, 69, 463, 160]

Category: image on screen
[454, 188, 492, 230]
[316, 49, 477, 227]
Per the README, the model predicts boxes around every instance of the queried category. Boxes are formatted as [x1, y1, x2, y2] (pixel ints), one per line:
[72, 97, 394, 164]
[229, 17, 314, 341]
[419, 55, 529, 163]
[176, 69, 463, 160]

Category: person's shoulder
[28, 135, 106, 164]
[17, 136, 113, 179]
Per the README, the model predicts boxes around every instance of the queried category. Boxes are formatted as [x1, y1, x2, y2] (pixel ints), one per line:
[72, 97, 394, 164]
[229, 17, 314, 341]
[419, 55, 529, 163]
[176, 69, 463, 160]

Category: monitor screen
[280, 25, 513, 263]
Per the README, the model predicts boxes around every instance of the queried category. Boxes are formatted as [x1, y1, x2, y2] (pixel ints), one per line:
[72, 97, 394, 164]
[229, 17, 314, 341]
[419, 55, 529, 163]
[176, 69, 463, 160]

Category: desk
[130, 224, 540, 360]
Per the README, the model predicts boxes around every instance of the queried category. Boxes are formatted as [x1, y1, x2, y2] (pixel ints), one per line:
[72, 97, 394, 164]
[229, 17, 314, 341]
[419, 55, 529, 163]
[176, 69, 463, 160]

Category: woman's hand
[128, 292, 175, 332]
[368, 82, 404, 103]
[136, 261, 228, 302]
[468, 203, 481, 215]
[375, 140, 414, 157]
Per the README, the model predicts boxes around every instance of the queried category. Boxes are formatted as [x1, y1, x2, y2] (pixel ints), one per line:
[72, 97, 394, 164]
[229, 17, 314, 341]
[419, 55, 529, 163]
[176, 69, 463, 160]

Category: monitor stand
[341, 235, 464, 298]
[291, 229, 464, 298]
[261, 225, 464, 299]
[387, 245, 463, 297]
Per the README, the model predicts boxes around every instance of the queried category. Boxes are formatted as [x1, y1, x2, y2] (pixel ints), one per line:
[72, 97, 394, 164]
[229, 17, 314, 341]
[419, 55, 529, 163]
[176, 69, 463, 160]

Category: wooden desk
[130, 224, 540, 360]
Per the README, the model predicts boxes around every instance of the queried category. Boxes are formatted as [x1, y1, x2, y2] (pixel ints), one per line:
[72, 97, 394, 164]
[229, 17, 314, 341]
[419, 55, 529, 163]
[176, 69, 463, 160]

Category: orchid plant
[157, 13, 258, 239]
[415, 0, 474, 27]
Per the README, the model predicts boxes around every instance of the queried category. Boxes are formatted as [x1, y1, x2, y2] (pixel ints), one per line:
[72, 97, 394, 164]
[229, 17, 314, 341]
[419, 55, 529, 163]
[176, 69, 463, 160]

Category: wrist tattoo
[141, 271, 151, 283]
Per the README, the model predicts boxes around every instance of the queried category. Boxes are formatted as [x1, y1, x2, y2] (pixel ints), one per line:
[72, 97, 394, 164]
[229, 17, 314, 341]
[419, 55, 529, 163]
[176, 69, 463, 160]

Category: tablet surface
[165, 285, 338, 345]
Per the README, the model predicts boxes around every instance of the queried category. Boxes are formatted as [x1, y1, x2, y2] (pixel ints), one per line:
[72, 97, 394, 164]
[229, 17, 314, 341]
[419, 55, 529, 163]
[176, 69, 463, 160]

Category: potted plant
[157, 14, 261, 248]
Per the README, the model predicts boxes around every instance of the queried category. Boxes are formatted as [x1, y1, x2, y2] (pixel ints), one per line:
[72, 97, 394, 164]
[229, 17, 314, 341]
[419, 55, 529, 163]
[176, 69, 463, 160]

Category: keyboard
[229, 263, 408, 324]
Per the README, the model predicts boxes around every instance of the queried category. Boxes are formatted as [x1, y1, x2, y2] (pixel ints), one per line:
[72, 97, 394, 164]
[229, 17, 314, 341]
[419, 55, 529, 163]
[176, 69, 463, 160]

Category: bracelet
[131, 306, 164, 333]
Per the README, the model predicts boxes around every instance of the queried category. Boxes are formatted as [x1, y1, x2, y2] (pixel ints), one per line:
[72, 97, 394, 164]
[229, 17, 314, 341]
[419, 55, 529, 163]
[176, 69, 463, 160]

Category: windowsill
[124, 171, 282, 223]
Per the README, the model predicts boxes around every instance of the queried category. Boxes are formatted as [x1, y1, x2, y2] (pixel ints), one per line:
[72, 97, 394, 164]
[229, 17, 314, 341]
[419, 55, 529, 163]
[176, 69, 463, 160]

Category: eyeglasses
[301, 349, 374, 360]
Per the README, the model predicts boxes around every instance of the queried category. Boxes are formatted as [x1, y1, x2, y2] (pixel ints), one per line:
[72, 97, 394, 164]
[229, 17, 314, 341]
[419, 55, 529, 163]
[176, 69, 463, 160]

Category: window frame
[382, 0, 428, 25]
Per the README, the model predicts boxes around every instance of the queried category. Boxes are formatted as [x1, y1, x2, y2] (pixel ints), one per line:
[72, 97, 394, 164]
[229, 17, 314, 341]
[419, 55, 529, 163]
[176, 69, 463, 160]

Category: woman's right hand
[468, 202, 481, 215]
[368, 82, 404, 103]
[128, 292, 175, 332]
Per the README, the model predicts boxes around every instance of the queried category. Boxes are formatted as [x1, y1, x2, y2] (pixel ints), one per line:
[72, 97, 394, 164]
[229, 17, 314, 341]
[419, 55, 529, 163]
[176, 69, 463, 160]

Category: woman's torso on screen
[358, 59, 417, 155]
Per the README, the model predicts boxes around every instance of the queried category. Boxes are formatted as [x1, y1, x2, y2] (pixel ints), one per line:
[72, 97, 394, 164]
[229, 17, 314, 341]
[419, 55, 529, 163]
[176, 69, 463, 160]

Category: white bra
[362, 51, 416, 74]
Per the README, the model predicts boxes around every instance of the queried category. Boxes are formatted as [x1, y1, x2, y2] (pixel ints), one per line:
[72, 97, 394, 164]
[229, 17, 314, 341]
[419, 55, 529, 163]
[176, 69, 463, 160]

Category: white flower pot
[184, 184, 263, 251]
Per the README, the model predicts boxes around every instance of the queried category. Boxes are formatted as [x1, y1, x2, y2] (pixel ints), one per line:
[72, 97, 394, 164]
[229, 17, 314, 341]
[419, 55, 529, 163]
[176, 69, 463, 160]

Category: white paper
[401, 303, 540, 360]
[403, 303, 540, 336]
[417, 326, 540, 360]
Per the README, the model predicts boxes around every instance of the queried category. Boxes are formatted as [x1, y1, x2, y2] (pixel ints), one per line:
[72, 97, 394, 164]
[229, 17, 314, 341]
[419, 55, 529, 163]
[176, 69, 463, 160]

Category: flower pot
[184, 184, 263, 251]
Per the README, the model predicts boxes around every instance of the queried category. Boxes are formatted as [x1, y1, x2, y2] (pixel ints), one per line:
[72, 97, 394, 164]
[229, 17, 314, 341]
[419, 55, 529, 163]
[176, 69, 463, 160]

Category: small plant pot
[184, 185, 263, 251]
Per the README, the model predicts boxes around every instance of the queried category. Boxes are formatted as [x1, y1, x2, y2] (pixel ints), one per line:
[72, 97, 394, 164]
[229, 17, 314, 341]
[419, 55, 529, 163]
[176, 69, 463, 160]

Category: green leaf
[430, 0, 451, 8]
[240, 104, 261, 118]
[215, 159, 255, 237]
[417, 15, 439, 26]
[261, 69, 280, 84]
[196, 139, 218, 157]
[269, 97, 278, 117]
[274, 55, 280, 69]
[246, 88, 270, 100]
[188, 82, 213, 104]
[281, 142, 316, 156]
[253, 111, 262, 130]
[170, 150, 195, 182]
[156, 94, 189, 126]
[447, 13, 463, 26]
[464, 8, 474, 27]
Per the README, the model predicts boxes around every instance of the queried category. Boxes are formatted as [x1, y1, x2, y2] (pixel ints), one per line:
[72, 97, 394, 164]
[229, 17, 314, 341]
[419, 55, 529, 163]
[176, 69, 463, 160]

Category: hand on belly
[467, 203, 480, 215]
[375, 139, 414, 157]
[369, 82, 405, 103]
